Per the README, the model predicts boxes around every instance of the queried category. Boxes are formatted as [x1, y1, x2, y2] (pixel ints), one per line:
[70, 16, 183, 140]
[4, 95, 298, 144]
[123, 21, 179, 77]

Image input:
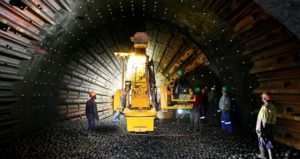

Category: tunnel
[0, 0, 300, 158]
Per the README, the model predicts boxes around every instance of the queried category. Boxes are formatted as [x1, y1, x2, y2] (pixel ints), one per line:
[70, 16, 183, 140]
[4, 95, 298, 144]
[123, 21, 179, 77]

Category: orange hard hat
[262, 92, 272, 101]
[89, 91, 96, 97]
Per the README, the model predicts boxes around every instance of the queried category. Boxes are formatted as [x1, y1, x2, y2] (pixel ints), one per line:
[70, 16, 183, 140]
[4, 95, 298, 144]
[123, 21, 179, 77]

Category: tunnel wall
[159, 0, 300, 149]
[212, 1, 300, 149]
[0, 0, 67, 139]
[58, 31, 123, 120]
[255, 0, 300, 40]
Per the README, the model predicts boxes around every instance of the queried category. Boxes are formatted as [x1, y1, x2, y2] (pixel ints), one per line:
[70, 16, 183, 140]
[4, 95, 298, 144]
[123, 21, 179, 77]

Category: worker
[173, 69, 190, 99]
[256, 92, 277, 159]
[113, 82, 131, 123]
[218, 86, 232, 134]
[148, 60, 157, 110]
[86, 91, 99, 136]
[112, 110, 120, 122]
[200, 87, 208, 122]
[189, 86, 202, 132]
[112, 110, 120, 123]
[112, 95, 120, 123]
[208, 86, 218, 123]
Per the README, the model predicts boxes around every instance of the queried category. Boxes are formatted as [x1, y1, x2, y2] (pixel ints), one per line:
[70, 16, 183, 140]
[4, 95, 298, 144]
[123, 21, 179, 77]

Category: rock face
[0, 117, 299, 159]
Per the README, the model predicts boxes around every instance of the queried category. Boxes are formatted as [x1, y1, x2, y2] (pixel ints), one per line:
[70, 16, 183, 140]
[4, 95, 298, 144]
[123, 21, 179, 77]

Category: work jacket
[86, 99, 99, 119]
[219, 94, 230, 111]
[192, 94, 202, 109]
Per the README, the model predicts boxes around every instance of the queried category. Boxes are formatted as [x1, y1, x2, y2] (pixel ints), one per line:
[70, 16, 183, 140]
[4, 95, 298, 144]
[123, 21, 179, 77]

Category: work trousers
[258, 135, 274, 149]
[190, 107, 200, 130]
[87, 114, 96, 132]
[221, 111, 232, 134]
[113, 110, 120, 122]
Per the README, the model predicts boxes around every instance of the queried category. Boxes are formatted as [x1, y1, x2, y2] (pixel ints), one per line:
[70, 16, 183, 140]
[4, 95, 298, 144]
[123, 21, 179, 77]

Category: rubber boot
[257, 147, 267, 159]
[267, 149, 276, 159]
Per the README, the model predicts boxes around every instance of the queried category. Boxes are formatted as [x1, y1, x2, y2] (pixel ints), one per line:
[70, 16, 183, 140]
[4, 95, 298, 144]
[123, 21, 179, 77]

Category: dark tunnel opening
[0, 0, 300, 158]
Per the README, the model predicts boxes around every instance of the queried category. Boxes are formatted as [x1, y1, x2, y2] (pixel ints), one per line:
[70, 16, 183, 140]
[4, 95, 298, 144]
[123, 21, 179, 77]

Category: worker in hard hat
[173, 69, 190, 99]
[208, 86, 218, 123]
[113, 82, 131, 123]
[256, 92, 277, 159]
[86, 91, 99, 136]
[200, 87, 208, 122]
[189, 86, 202, 132]
[218, 86, 232, 134]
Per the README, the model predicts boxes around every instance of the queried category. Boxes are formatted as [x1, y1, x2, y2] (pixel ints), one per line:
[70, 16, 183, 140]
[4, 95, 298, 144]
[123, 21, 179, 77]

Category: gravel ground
[0, 117, 299, 159]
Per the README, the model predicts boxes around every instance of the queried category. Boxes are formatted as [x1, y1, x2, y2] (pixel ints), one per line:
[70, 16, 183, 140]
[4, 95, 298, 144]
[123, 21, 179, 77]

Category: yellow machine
[157, 84, 195, 120]
[114, 32, 156, 132]
[113, 32, 195, 132]
[159, 86, 195, 110]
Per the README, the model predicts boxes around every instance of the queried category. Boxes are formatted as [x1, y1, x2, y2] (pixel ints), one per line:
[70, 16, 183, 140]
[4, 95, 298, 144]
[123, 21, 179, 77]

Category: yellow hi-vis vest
[256, 103, 277, 136]
[257, 103, 277, 125]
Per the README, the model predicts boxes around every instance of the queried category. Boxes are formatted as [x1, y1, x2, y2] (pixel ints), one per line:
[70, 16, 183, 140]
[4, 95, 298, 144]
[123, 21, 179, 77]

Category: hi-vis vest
[257, 103, 277, 125]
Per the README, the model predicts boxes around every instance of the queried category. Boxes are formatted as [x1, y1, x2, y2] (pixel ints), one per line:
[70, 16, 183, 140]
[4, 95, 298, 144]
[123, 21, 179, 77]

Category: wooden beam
[21, 0, 55, 25]
[0, 1, 44, 28]
[57, 0, 71, 12]
[43, 0, 62, 12]
[250, 51, 300, 74]
[0, 29, 31, 47]
[0, 8, 41, 41]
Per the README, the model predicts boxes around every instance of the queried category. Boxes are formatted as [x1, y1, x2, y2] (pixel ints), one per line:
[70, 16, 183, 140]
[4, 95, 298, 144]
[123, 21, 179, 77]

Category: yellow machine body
[123, 108, 156, 132]
[114, 32, 157, 132]
[113, 89, 123, 111]
[127, 54, 150, 108]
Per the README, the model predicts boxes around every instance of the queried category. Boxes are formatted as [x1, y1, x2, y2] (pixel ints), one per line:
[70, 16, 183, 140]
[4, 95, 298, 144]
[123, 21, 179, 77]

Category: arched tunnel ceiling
[59, 22, 210, 108]
[1, 0, 300, 149]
